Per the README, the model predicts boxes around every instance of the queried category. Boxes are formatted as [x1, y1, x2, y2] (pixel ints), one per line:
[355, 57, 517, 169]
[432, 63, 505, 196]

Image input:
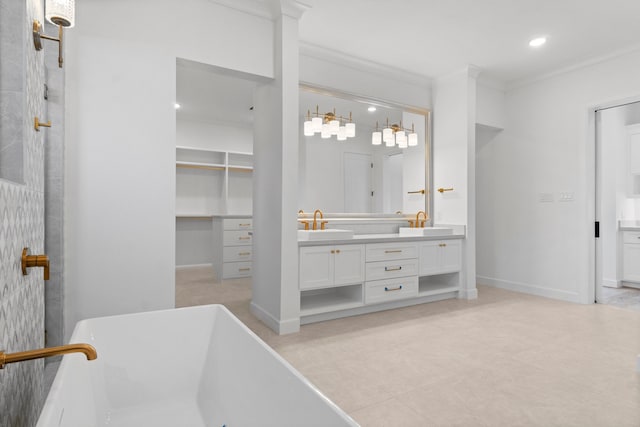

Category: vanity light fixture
[174, 103, 181, 109]
[372, 119, 418, 148]
[304, 105, 356, 141]
[33, 0, 75, 68]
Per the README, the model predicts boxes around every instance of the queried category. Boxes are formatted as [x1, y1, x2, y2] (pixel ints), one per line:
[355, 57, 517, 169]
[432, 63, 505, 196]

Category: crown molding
[434, 65, 483, 84]
[299, 42, 432, 89]
[207, 0, 311, 20]
[507, 43, 640, 91]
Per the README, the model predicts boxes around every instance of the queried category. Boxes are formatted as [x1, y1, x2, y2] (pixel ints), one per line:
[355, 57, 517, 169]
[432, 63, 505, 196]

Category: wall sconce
[371, 119, 418, 148]
[303, 105, 356, 141]
[33, 0, 75, 68]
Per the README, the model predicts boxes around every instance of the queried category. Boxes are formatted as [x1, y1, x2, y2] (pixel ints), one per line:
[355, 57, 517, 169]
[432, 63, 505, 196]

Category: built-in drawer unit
[622, 230, 640, 284]
[222, 261, 252, 279]
[366, 242, 418, 262]
[213, 216, 253, 280]
[223, 218, 252, 230]
[365, 259, 419, 281]
[623, 231, 640, 244]
[365, 276, 418, 305]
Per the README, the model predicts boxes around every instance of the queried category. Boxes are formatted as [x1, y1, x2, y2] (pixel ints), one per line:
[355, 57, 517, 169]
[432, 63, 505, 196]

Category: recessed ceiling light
[529, 37, 547, 47]
[368, 106, 376, 112]
[174, 103, 181, 109]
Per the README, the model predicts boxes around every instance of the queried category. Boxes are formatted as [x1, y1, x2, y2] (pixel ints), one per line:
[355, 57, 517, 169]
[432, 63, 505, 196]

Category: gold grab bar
[1, 344, 97, 369]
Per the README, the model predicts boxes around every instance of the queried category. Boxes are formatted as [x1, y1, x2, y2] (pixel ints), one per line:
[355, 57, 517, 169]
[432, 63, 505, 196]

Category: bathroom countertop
[298, 232, 465, 246]
[619, 220, 640, 231]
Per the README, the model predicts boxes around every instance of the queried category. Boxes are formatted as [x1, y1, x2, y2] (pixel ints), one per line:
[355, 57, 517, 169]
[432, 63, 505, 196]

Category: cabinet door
[623, 243, 640, 282]
[299, 246, 334, 290]
[419, 241, 441, 276]
[333, 244, 365, 286]
[440, 240, 462, 272]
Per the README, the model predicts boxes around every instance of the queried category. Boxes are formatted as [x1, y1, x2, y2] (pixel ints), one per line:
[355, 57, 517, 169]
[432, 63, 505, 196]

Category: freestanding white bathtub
[37, 305, 358, 427]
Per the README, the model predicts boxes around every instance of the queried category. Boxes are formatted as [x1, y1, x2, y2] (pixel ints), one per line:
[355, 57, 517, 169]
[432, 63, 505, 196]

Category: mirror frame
[299, 82, 433, 222]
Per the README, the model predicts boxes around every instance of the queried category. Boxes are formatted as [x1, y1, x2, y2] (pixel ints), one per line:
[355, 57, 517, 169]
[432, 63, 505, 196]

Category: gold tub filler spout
[0, 344, 97, 369]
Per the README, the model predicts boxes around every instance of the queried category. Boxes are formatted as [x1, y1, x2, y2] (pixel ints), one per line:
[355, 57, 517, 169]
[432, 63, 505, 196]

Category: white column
[251, 1, 309, 334]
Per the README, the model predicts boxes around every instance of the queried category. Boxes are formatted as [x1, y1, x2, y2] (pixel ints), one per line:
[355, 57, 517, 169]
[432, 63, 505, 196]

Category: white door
[384, 152, 404, 213]
[344, 152, 372, 213]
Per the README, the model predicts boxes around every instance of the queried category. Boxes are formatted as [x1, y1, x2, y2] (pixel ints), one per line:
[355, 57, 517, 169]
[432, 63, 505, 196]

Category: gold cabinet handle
[21, 248, 50, 280]
[335, 249, 340, 254]
[239, 223, 251, 227]
[408, 189, 425, 194]
[384, 266, 402, 272]
[385, 250, 402, 253]
[437, 187, 454, 193]
[330, 250, 335, 254]
[438, 243, 447, 247]
[239, 268, 251, 272]
[238, 252, 250, 256]
[238, 236, 250, 240]
[384, 285, 403, 292]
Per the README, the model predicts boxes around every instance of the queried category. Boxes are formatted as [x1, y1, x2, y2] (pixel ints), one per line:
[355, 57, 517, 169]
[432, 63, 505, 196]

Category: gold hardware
[415, 211, 428, 228]
[407, 220, 415, 228]
[408, 189, 426, 194]
[238, 252, 250, 256]
[320, 221, 328, 230]
[33, 20, 67, 68]
[330, 250, 335, 254]
[298, 209, 305, 215]
[21, 248, 50, 281]
[437, 187, 454, 193]
[238, 236, 250, 240]
[239, 268, 251, 272]
[0, 344, 97, 369]
[335, 249, 340, 254]
[312, 209, 324, 230]
[34, 117, 52, 131]
[228, 167, 252, 173]
[176, 164, 225, 171]
[384, 285, 403, 292]
[384, 266, 402, 272]
[239, 223, 250, 227]
[439, 243, 447, 247]
[298, 220, 310, 230]
[385, 250, 402, 253]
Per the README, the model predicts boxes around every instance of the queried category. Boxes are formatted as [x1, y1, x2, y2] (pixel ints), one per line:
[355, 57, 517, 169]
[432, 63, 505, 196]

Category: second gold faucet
[312, 209, 327, 230]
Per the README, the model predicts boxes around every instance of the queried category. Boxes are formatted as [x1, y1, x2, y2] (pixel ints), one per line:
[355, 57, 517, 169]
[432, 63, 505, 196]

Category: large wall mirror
[298, 84, 431, 217]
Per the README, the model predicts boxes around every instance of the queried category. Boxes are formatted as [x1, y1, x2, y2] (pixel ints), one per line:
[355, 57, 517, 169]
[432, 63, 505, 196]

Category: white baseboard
[637, 355, 640, 373]
[176, 263, 212, 270]
[250, 302, 300, 335]
[477, 275, 580, 303]
[602, 278, 622, 288]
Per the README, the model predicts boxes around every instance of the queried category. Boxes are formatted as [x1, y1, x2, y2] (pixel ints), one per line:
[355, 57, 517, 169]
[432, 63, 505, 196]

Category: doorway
[594, 100, 640, 311]
[344, 152, 373, 213]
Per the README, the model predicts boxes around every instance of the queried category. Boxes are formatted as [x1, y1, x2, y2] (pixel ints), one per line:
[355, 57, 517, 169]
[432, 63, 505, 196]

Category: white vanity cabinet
[299, 245, 365, 290]
[213, 217, 253, 280]
[622, 231, 640, 284]
[419, 240, 462, 275]
[364, 243, 419, 305]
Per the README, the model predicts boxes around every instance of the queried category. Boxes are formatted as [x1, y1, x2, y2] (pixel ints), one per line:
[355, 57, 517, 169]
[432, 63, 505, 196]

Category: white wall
[65, 0, 274, 338]
[476, 49, 640, 304]
[177, 118, 253, 153]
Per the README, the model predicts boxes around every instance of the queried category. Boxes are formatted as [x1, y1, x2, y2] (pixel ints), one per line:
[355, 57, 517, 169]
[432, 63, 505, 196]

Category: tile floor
[176, 266, 640, 427]
[601, 286, 640, 312]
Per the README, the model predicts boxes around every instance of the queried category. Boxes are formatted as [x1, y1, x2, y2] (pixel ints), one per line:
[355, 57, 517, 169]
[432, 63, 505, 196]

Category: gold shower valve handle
[21, 248, 50, 281]
[34, 117, 52, 131]
[437, 187, 454, 193]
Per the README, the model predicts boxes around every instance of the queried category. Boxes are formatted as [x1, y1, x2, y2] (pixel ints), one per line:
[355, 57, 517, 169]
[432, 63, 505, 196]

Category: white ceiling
[298, 0, 640, 84]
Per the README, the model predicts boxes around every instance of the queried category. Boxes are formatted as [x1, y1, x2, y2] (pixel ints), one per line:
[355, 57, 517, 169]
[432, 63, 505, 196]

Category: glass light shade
[46, 0, 75, 27]
[303, 120, 314, 136]
[408, 132, 418, 146]
[396, 131, 406, 146]
[345, 122, 356, 138]
[329, 119, 340, 135]
[385, 136, 395, 147]
[337, 126, 347, 141]
[382, 128, 393, 143]
[311, 117, 322, 133]
[321, 123, 331, 139]
[372, 131, 382, 145]
[397, 138, 408, 149]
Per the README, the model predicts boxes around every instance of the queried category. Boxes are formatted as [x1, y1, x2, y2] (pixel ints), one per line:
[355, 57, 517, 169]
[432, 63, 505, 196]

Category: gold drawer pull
[238, 236, 250, 240]
[335, 249, 341, 254]
[239, 268, 251, 272]
[385, 250, 402, 253]
[384, 266, 402, 272]
[384, 285, 403, 292]
[239, 223, 251, 227]
[439, 243, 447, 247]
[238, 252, 250, 256]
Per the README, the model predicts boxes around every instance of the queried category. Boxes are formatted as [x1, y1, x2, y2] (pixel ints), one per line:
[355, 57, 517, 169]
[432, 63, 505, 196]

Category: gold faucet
[312, 209, 327, 230]
[298, 210, 310, 230]
[415, 211, 427, 228]
[0, 344, 97, 369]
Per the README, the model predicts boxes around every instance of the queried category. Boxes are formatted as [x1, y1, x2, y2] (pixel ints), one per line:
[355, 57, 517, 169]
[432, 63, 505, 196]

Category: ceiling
[298, 0, 640, 85]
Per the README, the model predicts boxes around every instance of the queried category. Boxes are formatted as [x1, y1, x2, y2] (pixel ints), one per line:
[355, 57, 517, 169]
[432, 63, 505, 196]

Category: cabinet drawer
[223, 261, 252, 278]
[623, 231, 640, 244]
[365, 259, 418, 281]
[223, 230, 252, 246]
[223, 246, 252, 262]
[223, 218, 252, 230]
[366, 243, 418, 262]
[365, 276, 418, 305]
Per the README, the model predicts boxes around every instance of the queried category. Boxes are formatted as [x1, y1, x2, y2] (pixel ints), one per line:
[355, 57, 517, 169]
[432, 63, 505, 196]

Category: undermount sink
[399, 227, 453, 237]
[297, 229, 354, 240]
